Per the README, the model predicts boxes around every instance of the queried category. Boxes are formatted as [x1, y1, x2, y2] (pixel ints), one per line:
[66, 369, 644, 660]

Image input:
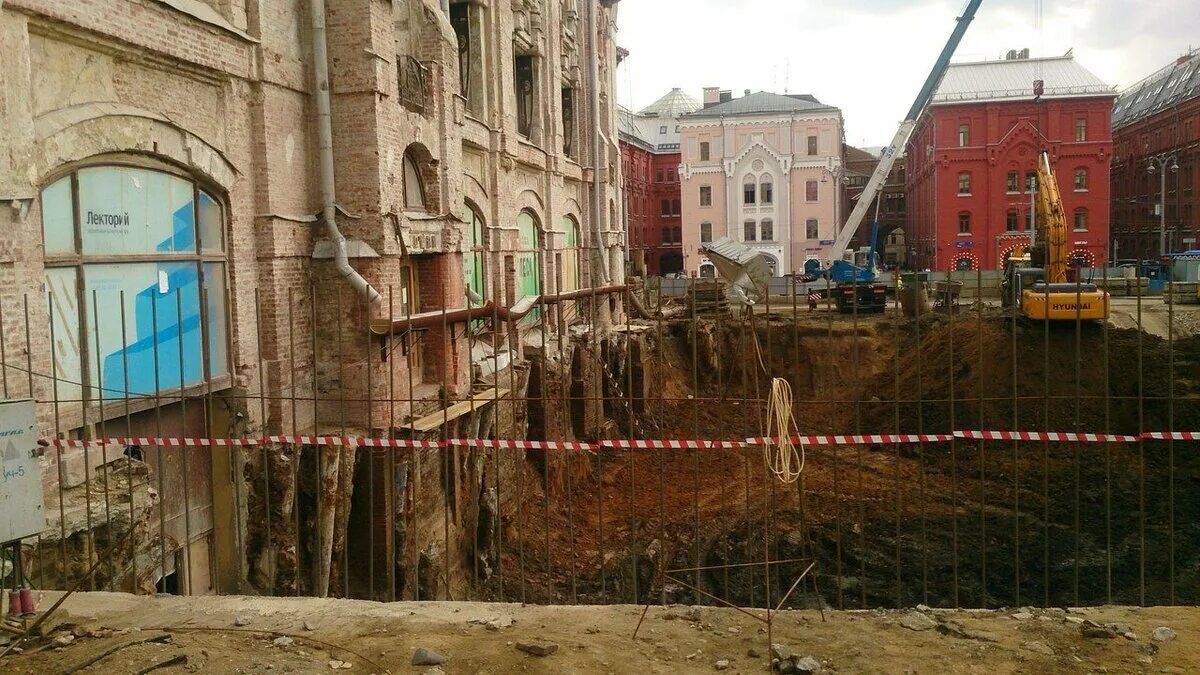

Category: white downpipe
[310, 0, 383, 305]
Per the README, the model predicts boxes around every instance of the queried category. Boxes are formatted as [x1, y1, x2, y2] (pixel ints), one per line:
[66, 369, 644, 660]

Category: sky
[614, 0, 1200, 146]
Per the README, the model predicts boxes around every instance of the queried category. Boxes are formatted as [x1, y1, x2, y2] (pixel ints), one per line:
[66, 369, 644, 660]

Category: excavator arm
[1034, 151, 1068, 284]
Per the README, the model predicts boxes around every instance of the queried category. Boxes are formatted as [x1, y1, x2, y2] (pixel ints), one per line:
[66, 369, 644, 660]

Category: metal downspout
[588, 0, 610, 286]
[310, 0, 383, 305]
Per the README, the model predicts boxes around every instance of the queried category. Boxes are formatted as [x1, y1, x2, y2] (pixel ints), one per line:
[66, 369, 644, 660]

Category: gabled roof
[1113, 48, 1200, 129]
[931, 55, 1114, 105]
[636, 88, 702, 118]
[685, 91, 837, 119]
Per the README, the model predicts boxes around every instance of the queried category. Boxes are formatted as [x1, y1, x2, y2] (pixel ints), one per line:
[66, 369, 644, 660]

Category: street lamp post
[1147, 152, 1179, 257]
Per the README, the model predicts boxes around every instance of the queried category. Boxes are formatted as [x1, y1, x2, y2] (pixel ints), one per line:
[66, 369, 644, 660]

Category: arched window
[561, 215, 582, 294]
[517, 210, 542, 323]
[403, 151, 426, 210]
[759, 175, 773, 205]
[1073, 207, 1088, 231]
[41, 165, 229, 409]
[464, 203, 486, 302]
[1074, 168, 1088, 191]
[760, 218, 774, 241]
[743, 219, 756, 242]
[743, 178, 756, 205]
[699, 263, 716, 279]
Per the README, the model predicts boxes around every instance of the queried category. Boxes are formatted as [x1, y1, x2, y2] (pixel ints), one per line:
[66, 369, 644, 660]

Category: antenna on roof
[785, 59, 790, 94]
[1065, 47, 1074, 57]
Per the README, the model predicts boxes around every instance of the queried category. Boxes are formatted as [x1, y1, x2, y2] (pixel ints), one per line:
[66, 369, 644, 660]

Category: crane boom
[824, 0, 984, 265]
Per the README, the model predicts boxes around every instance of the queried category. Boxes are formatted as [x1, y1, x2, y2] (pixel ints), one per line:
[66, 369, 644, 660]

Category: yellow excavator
[1002, 151, 1110, 321]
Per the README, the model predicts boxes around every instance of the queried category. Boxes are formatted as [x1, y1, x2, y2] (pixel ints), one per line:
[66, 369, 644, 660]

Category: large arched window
[560, 215, 582, 294]
[403, 151, 426, 210]
[464, 202, 486, 302]
[41, 164, 228, 409]
[517, 209, 542, 323]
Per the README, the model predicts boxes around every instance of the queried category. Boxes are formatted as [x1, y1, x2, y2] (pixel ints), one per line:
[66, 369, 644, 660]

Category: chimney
[1006, 49, 1017, 60]
[744, 89, 751, 96]
[719, 90, 732, 103]
[1018, 47, 1030, 59]
[702, 86, 721, 105]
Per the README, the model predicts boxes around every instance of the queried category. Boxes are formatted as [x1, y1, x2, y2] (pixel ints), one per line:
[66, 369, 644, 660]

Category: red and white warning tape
[42, 430, 1196, 449]
[953, 431, 1140, 442]
[1140, 431, 1200, 441]
[446, 438, 594, 451]
[745, 433, 955, 445]
[600, 439, 745, 449]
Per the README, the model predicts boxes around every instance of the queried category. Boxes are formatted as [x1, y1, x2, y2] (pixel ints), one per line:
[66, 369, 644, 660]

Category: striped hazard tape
[599, 439, 745, 449]
[1141, 431, 1200, 441]
[446, 439, 594, 451]
[953, 431, 1140, 442]
[40, 431, 1197, 450]
[745, 434, 954, 445]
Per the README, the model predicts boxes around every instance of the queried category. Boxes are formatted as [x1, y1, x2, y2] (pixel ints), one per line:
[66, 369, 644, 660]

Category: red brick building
[843, 145, 907, 266]
[906, 53, 1115, 271]
[617, 88, 700, 275]
[619, 117, 655, 274]
[1111, 48, 1200, 260]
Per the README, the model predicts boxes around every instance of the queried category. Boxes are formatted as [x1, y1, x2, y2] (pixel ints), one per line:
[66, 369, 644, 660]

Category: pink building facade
[679, 90, 844, 277]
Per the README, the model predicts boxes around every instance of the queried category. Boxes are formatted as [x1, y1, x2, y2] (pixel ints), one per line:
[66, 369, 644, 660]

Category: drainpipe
[310, 0, 383, 305]
[588, 0, 611, 286]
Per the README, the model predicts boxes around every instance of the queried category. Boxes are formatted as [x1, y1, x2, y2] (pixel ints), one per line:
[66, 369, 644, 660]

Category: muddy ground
[478, 312, 1200, 610]
[4, 592, 1199, 674]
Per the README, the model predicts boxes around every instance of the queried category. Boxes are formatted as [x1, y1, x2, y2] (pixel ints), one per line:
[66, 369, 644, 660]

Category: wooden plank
[401, 387, 511, 433]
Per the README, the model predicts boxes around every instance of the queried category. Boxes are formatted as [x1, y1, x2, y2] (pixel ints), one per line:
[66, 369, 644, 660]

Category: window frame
[699, 185, 712, 207]
[957, 172, 971, 195]
[700, 221, 712, 243]
[958, 123, 969, 147]
[40, 161, 232, 418]
[699, 141, 710, 161]
[957, 211, 971, 234]
[743, 219, 757, 242]
[1074, 167, 1088, 191]
[1073, 207, 1088, 231]
[743, 179, 756, 205]
[760, 218, 774, 242]
[805, 180, 818, 202]
[759, 176, 774, 205]
[805, 218, 818, 239]
[1075, 116, 1087, 142]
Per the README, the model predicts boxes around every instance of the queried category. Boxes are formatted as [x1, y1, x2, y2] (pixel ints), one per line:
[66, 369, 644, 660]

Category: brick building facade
[906, 53, 1115, 271]
[1111, 48, 1200, 260]
[617, 88, 700, 275]
[843, 145, 907, 267]
[0, 0, 624, 595]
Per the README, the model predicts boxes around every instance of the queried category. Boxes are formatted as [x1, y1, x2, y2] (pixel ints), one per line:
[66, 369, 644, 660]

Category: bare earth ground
[2, 593, 1198, 674]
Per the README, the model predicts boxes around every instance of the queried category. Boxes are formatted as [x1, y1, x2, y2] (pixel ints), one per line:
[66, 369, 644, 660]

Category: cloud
[616, 0, 1196, 144]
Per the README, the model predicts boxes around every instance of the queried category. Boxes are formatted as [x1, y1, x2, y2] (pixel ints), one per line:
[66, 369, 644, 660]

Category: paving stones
[516, 640, 559, 657]
[412, 647, 447, 666]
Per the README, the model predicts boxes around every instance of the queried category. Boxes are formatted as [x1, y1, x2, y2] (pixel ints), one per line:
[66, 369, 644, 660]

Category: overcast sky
[615, 0, 1200, 146]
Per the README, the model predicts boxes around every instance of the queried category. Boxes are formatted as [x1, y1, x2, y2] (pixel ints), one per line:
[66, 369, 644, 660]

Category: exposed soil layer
[488, 314, 1200, 609]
